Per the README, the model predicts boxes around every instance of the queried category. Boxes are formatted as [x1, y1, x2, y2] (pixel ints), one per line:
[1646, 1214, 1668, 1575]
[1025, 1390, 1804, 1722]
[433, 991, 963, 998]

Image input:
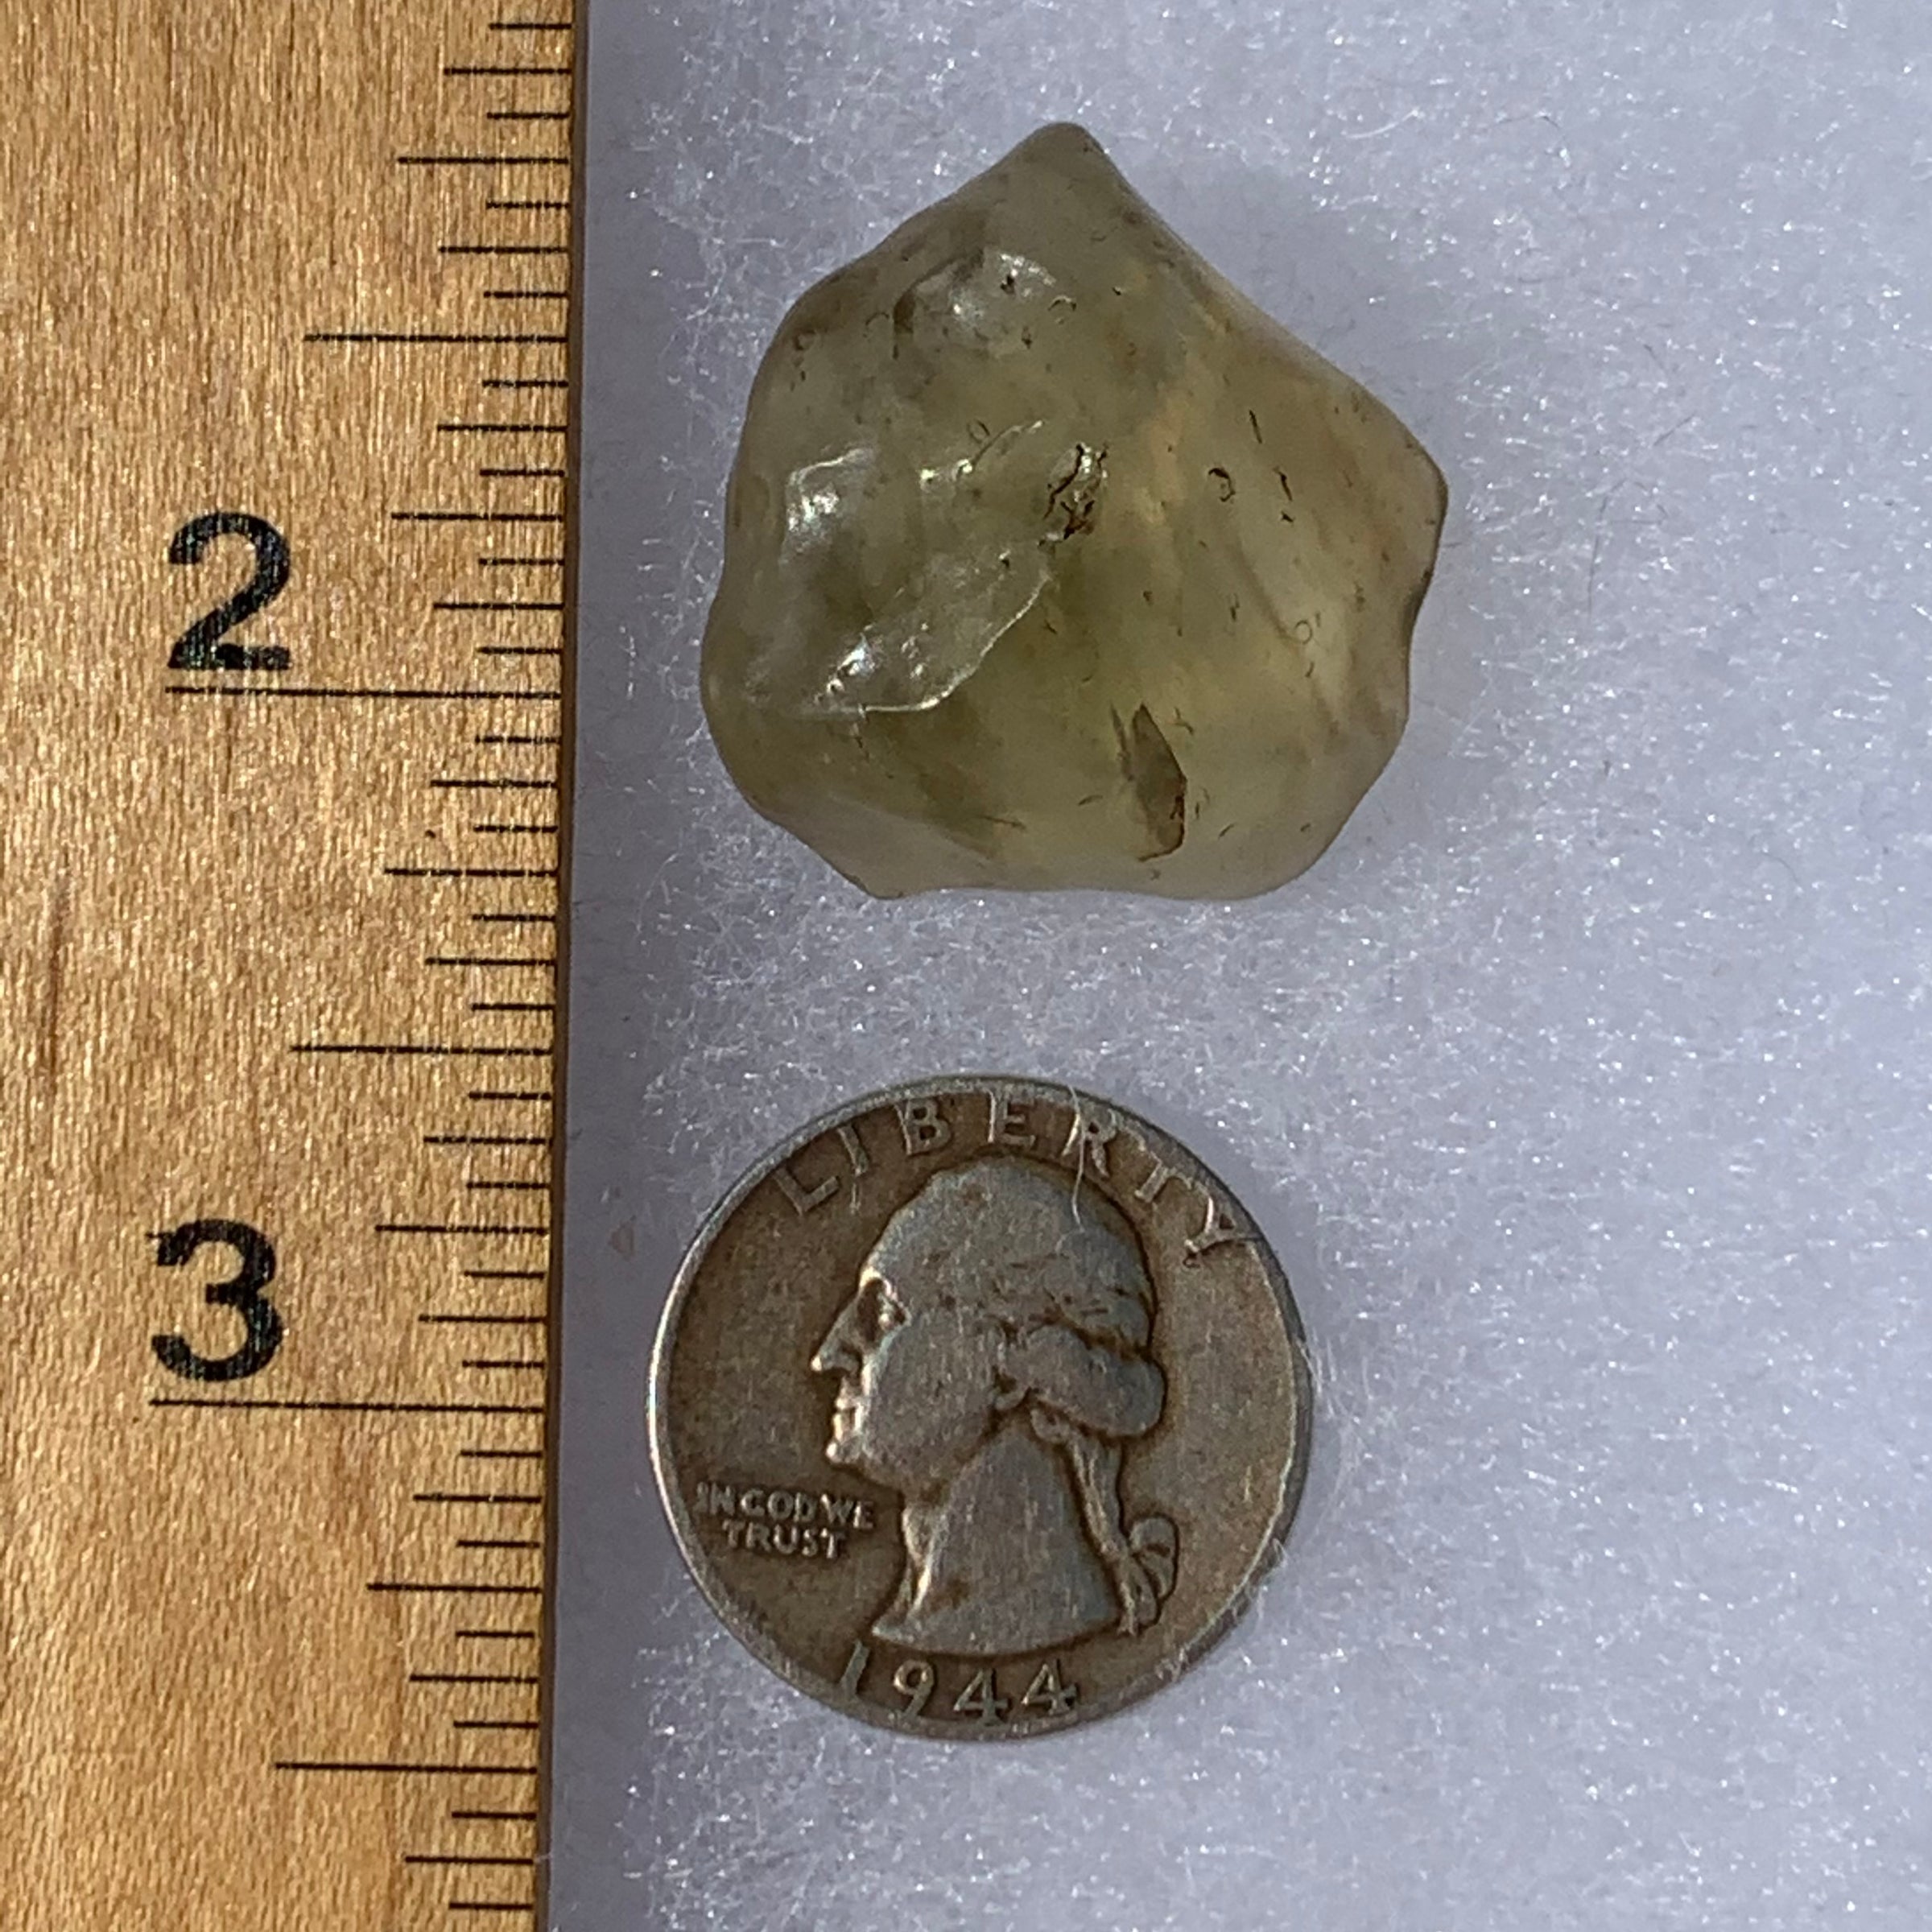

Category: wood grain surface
[0, 3, 577, 1924]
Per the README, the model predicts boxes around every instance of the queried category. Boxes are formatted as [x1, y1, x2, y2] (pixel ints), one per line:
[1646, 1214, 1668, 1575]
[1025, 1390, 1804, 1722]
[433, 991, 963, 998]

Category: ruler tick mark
[170, 683, 561, 700]
[295, 1041, 550, 1055]
[410, 1857, 538, 1873]
[384, 865, 559, 878]
[308, 328, 568, 345]
[431, 777, 559, 790]
[396, 510, 564, 526]
[398, 153, 569, 168]
[407, 1853, 538, 1869]
[437, 600, 565, 612]
[438, 420, 568, 435]
[424, 1130, 551, 1143]
[276, 1761, 538, 1778]
[153, 1396, 542, 1416]
[410, 1674, 542, 1688]
[375, 1222, 548, 1236]
[423, 1313, 544, 1327]
[428, 960, 555, 972]
[370, 1581, 544, 1597]
[415, 1493, 544, 1506]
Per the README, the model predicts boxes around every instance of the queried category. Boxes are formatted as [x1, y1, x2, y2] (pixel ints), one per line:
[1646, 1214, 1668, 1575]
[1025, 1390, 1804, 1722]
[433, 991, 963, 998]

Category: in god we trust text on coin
[648, 1076, 1311, 1740]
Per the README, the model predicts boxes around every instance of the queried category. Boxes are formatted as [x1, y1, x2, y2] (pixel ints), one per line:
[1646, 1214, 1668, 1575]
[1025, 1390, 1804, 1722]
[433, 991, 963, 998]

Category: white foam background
[555, 3, 1932, 1925]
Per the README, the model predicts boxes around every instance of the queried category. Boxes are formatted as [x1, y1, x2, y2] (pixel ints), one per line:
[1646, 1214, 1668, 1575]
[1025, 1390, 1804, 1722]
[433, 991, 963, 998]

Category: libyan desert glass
[700, 123, 1447, 900]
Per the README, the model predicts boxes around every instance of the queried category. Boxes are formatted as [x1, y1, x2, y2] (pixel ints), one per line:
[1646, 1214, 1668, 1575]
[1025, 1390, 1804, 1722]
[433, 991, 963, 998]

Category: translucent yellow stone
[701, 123, 1447, 899]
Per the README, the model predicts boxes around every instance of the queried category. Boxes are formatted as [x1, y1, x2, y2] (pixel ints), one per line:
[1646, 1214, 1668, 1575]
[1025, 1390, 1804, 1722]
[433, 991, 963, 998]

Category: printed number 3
[151, 1219, 283, 1381]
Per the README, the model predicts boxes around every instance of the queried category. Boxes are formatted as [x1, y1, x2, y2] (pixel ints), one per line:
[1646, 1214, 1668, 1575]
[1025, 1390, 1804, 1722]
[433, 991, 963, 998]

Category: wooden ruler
[2, 3, 580, 1925]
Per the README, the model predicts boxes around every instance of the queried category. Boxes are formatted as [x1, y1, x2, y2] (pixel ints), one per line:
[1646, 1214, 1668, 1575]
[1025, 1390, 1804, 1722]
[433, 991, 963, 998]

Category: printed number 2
[151, 1219, 283, 1381]
[167, 511, 291, 671]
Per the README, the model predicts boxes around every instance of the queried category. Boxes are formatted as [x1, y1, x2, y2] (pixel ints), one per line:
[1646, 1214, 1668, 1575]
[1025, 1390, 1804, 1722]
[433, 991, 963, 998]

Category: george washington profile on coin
[649, 1076, 1310, 1739]
[811, 1157, 1179, 1657]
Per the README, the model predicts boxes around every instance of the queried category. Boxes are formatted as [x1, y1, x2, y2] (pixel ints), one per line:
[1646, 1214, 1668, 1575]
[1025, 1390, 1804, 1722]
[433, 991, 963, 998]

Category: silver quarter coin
[648, 1075, 1311, 1739]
